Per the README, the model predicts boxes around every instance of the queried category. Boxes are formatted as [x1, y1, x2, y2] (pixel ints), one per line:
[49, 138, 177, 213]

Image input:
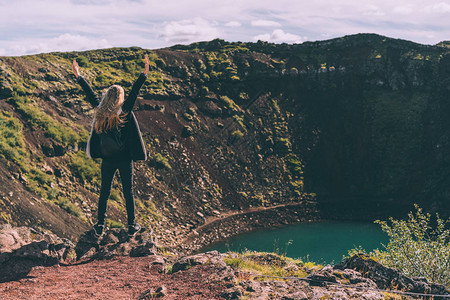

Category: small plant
[106, 219, 125, 229]
[148, 153, 171, 170]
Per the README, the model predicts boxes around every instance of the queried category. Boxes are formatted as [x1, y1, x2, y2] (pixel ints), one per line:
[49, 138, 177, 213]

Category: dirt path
[0, 256, 227, 300]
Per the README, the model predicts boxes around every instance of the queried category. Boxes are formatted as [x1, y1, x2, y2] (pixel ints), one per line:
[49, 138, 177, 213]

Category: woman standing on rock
[72, 55, 149, 237]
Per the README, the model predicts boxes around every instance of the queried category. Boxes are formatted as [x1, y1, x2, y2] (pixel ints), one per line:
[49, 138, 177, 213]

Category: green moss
[218, 95, 236, 109]
[149, 153, 171, 170]
[231, 130, 244, 139]
[69, 151, 100, 183]
[57, 197, 83, 218]
[106, 219, 125, 229]
[10, 94, 81, 147]
[0, 111, 28, 165]
[224, 251, 311, 280]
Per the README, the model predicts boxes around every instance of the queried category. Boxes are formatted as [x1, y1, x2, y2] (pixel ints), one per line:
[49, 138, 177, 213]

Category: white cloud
[159, 18, 220, 44]
[225, 21, 242, 27]
[425, 2, 450, 13]
[254, 29, 303, 44]
[2, 0, 450, 56]
[2, 34, 111, 56]
[251, 19, 282, 27]
[362, 5, 385, 17]
[393, 6, 413, 15]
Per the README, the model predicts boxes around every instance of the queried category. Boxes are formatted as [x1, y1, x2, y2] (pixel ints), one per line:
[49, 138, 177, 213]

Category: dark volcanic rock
[75, 227, 157, 260]
[0, 224, 74, 282]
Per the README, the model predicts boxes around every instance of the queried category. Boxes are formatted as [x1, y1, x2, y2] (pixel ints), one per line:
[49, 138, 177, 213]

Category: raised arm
[121, 55, 149, 113]
[72, 59, 99, 107]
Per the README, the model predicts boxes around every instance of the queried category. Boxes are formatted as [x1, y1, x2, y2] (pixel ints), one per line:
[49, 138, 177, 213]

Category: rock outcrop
[335, 254, 450, 297]
[0, 224, 74, 282]
[75, 227, 157, 260]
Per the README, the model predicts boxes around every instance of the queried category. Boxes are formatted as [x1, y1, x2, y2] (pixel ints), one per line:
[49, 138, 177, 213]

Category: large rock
[75, 227, 157, 260]
[0, 224, 74, 282]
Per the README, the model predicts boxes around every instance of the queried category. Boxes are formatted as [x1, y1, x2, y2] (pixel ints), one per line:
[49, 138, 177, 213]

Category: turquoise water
[201, 221, 388, 264]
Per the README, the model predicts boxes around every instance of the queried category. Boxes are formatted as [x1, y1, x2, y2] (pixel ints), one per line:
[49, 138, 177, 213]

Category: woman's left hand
[144, 55, 149, 75]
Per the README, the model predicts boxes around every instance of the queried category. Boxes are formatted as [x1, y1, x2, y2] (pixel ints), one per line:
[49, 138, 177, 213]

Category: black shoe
[93, 223, 104, 237]
[128, 223, 142, 237]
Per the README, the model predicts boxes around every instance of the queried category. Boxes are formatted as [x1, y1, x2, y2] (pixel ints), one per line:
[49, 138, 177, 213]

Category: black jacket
[77, 73, 148, 161]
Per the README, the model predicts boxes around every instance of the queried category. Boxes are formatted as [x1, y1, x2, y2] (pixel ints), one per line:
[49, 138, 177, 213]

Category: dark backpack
[99, 128, 125, 158]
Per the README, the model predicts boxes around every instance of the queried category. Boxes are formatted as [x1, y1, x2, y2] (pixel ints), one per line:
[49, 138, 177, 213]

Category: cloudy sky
[1, 0, 450, 56]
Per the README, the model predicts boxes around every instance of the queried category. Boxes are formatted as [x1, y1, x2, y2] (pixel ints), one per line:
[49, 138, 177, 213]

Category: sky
[1, 0, 450, 56]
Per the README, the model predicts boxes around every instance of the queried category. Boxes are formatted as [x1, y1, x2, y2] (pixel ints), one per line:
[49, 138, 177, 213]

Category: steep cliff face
[0, 34, 448, 243]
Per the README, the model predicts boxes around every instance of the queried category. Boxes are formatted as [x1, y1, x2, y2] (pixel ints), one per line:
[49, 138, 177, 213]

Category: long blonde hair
[94, 85, 126, 133]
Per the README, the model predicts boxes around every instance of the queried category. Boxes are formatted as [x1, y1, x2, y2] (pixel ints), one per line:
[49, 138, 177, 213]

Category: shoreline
[176, 200, 321, 254]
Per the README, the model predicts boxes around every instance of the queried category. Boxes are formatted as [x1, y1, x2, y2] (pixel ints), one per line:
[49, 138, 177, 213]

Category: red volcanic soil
[0, 256, 228, 300]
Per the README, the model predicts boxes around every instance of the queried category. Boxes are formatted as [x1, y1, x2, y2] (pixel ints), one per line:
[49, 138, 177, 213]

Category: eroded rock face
[0, 224, 74, 282]
[75, 228, 157, 260]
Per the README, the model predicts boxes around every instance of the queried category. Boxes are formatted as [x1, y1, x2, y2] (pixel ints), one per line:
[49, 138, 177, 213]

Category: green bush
[357, 205, 450, 287]
[76, 56, 90, 67]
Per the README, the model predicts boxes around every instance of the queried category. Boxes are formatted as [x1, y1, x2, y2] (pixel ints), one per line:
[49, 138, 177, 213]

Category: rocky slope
[0, 33, 449, 247]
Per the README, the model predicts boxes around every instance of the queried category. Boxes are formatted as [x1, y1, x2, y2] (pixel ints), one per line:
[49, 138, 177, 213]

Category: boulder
[75, 227, 156, 261]
[0, 225, 74, 282]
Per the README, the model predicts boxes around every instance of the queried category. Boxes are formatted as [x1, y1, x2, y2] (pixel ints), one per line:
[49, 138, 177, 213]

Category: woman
[72, 55, 149, 237]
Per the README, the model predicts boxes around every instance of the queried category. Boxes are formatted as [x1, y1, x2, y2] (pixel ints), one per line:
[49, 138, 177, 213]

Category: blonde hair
[94, 85, 126, 133]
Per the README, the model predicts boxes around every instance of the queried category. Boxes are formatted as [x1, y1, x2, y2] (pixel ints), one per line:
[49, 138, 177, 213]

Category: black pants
[97, 159, 135, 226]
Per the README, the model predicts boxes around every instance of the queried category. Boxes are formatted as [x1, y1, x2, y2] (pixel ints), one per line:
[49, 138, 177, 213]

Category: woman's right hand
[72, 59, 80, 78]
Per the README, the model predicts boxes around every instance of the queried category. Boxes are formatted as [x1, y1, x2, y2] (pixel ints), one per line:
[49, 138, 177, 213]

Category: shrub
[357, 205, 450, 287]
[76, 56, 90, 67]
